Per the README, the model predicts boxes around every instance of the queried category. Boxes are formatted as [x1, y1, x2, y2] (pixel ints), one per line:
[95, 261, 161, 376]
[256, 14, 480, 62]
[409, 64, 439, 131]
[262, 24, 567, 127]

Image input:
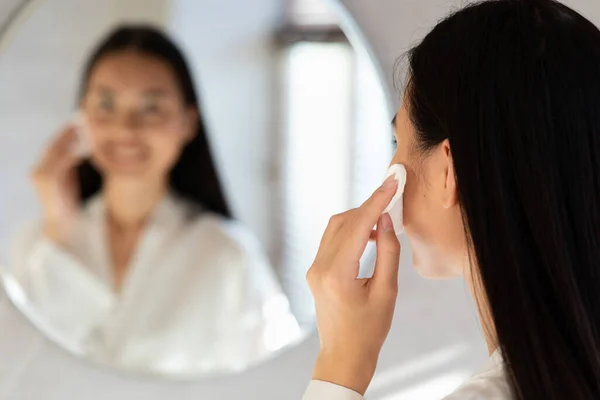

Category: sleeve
[9, 222, 113, 346]
[302, 381, 364, 400]
[441, 375, 511, 400]
[235, 222, 302, 344]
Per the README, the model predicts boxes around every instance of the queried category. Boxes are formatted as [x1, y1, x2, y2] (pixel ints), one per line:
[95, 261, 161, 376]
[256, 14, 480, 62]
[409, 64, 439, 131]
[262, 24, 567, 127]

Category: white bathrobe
[8, 193, 301, 378]
[303, 350, 511, 399]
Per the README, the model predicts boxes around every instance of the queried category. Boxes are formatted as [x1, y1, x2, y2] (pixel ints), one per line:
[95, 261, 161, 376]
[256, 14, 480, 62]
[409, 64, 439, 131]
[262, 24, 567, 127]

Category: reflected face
[81, 51, 197, 177]
[391, 102, 467, 278]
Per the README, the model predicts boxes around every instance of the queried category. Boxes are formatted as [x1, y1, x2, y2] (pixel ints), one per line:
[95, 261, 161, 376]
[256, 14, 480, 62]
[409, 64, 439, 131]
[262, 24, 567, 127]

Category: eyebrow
[89, 85, 113, 95]
[391, 114, 397, 128]
[88, 86, 173, 98]
[142, 89, 172, 97]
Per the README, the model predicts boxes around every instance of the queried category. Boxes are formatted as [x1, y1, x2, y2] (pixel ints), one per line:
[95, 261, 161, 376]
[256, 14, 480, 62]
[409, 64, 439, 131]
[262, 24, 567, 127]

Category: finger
[39, 127, 78, 171]
[40, 147, 76, 177]
[60, 165, 81, 198]
[309, 212, 351, 281]
[371, 213, 401, 293]
[354, 176, 398, 231]
[368, 230, 377, 242]
[336, 177, 398, 261]
[34, 149, 80, 185]
[47, 126, 77, 154]
[40, 126, 76, 160]
[317, 211, 351, 252]
[54, 151, 81, 176]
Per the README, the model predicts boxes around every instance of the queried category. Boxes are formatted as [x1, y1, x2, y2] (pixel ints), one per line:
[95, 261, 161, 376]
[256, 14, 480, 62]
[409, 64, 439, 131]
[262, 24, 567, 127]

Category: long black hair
[405, 0, 600, 398]
[76, 25, 231, 218]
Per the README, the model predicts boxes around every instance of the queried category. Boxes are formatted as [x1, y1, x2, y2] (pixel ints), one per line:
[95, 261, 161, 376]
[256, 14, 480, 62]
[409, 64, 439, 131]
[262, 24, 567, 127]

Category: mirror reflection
[0, 0, 390, 379]
[10, 24, 303, 377]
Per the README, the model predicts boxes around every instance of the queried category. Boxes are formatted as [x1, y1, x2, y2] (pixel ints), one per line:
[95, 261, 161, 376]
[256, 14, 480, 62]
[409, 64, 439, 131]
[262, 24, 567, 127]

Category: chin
[96, 161, 151, 176]
[107, 165, 150, 176]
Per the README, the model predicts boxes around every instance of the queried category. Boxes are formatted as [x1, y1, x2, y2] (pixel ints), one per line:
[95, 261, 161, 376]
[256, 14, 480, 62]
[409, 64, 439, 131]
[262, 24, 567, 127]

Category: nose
[123, 110, 143, 129]
[112, 111, 144, 138]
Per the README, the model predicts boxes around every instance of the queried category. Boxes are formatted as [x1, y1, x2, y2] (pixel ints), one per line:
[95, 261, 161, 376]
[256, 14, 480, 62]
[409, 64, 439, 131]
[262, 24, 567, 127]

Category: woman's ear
[442, 139, 459, 209]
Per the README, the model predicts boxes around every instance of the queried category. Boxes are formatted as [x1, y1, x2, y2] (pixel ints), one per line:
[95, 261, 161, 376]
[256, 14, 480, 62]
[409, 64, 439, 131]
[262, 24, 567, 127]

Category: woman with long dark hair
[303, 0, 600, 399]
[12, 25, 299, 377]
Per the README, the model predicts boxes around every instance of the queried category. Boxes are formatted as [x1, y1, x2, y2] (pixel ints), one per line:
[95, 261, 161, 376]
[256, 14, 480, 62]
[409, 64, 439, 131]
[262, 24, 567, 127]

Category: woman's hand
[31, 126, 83, 246]
[307, 176, 401, 395]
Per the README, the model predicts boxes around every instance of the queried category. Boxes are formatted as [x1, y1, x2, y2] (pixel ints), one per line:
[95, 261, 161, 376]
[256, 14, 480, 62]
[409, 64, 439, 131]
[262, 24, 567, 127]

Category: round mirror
[0, 0, 391, 379]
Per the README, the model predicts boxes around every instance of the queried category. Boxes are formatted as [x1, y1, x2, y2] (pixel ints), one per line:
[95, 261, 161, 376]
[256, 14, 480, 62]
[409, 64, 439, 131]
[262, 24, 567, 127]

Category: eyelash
[392, 137, 398, 148]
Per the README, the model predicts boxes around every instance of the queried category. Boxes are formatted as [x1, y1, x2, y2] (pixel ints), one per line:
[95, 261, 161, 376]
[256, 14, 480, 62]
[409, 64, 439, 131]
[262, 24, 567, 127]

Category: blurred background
[0, 0, 597, 399]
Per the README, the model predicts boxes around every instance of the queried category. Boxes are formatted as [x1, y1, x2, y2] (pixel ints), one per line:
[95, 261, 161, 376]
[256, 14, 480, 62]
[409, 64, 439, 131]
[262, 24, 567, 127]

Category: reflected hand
[31, 126, 83, 246]
[306, 176, 401, 395]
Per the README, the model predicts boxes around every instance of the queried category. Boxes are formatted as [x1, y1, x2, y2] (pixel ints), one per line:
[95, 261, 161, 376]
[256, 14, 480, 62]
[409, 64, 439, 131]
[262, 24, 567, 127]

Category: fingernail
[382, 213, 393, 232]
[381, 175, 397, 192]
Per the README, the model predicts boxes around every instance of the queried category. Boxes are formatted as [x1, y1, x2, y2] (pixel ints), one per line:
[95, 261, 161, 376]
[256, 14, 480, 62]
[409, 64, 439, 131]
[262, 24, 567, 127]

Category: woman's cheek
[148, 125, 190, 167]
[401, 166, 420, 229]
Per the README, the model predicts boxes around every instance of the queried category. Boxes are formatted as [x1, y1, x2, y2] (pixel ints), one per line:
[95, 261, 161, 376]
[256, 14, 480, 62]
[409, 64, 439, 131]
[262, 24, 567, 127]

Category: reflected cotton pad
[71, 111, 91, 157]
[382, 164, 407, 235]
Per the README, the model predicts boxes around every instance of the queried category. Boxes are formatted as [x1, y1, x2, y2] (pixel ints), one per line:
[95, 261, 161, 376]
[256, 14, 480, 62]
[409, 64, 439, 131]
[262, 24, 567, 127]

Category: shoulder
[444, 354, 512, 400]
[182, 213, 276, 286]
[12, 220, 44, 257]
[445, 377, 511, 400]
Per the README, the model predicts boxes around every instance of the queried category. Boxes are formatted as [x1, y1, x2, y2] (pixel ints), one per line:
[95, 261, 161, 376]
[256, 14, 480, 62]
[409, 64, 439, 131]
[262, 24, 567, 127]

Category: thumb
[372, 213, 401, 292]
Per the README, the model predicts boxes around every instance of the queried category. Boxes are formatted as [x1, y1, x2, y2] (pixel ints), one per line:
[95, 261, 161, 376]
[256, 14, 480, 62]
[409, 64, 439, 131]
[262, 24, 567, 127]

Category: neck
[465, 265, 499, 356]
[104, 175, 168, 229]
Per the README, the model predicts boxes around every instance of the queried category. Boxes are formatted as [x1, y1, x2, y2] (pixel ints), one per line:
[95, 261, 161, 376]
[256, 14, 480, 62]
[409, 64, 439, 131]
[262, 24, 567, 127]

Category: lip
[102, 142, 149, 166]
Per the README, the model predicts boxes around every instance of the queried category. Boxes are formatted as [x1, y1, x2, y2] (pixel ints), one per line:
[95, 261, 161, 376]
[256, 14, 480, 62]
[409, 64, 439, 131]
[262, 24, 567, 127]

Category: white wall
[2, 0, 600, 400]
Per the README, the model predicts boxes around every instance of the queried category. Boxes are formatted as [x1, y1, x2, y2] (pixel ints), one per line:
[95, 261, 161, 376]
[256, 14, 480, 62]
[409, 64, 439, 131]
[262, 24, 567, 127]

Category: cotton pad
[71, 111, 91, 157]
[382, 164, 407, 235]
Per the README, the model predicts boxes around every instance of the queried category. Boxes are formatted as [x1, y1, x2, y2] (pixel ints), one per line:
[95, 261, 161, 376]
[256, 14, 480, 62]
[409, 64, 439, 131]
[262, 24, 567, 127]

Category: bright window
[278, 0, 392, 324]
